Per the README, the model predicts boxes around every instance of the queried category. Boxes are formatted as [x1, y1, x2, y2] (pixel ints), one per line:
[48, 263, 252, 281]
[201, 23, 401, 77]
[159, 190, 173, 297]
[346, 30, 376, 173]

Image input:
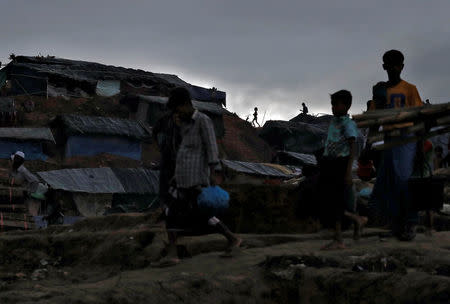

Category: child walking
[319, 90, 367, 250]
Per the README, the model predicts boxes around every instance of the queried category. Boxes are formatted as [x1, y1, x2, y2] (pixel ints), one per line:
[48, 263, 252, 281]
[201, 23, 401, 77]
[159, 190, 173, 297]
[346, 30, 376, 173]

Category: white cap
[14, 151, 25, 159]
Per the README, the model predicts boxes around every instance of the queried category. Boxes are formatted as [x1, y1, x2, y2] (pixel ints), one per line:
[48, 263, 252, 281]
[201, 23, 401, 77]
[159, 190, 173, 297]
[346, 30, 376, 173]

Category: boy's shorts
[318, 156, 351, 225]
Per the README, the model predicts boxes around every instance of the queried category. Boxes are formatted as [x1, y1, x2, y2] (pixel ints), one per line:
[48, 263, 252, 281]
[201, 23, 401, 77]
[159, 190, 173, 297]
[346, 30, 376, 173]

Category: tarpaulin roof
[138, 95, 224, 115]
[38, 168, 125, 193]
[289, 113, 333, 128]
[0, 128, 55, 142]
[55, 114, 150, 140]
[278, 151, 317, 166]
[4, 56, 226, 104]
[38, 167, 160, 194]
[260, 120, 327, 154]
[111, 168, 159, 194]
[221, 159, 298, 178]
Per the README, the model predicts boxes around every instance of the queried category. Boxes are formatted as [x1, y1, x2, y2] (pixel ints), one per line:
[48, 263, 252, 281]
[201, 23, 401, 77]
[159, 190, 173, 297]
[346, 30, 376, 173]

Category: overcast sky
[1, 0, 449, 121]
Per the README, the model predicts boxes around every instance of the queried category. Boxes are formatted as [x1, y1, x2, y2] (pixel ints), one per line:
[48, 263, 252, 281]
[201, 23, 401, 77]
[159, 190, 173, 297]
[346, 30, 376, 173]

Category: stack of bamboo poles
[352, 102, 450, 150]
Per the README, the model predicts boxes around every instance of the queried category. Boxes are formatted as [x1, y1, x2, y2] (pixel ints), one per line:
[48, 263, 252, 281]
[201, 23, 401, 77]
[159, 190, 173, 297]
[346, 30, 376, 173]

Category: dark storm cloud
[1, 0, 449, 120]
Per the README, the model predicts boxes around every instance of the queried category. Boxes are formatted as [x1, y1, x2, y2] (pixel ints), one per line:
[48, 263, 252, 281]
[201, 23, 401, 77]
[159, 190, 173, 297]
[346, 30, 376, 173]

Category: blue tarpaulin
[0, 139, 47, 160]
[33, 216, 84, 229]
[96, 80, 121, 97]
[65, 135, 142, 160]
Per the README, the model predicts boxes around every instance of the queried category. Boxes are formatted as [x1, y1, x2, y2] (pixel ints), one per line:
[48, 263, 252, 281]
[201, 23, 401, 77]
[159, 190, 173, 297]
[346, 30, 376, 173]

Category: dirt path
[0, 215, 448, 303]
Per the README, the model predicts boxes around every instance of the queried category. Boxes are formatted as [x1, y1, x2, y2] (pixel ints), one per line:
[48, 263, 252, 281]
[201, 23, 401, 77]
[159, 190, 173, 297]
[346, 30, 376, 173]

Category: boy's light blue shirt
[323, 114, 358, 158]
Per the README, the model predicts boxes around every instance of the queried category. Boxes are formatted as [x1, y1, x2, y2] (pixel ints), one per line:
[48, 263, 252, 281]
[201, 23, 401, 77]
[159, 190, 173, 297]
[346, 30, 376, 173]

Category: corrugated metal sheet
[0, 128, 55, 142]
[38, 168, 125, 193]
[111, 168, 159, 194]
[59, 114, 149, 140]
[38, 167, 160, 194]
[221, 159, 296, 178]
[138, 95, 224, 115]
[280, 151, 317, 165]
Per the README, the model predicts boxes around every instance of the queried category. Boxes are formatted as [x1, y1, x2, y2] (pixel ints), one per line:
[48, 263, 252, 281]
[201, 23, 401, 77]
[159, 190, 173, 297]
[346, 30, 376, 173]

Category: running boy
[252, 107, 260, 127]
[320, 90, 367, 250]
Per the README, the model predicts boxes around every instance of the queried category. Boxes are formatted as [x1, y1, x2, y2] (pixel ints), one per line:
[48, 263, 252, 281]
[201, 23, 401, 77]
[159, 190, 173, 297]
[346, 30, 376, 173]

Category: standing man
[368, 50, 423, 241]
[156, 87, 241, 267]
[302, 102, 309, 115]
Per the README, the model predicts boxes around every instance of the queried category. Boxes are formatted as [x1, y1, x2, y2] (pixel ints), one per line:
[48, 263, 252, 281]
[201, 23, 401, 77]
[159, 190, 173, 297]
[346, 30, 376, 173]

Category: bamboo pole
[356, 108, 450, 128]
[372, 126, 450, 151]
[352, 102, 450, 122]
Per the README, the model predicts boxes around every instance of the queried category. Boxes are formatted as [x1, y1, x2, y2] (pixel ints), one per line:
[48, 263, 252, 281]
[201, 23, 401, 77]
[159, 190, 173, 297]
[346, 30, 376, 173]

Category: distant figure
[425, 99, 431, 105]
[252, 107, 260, 127]
[302, 102, 309, 115]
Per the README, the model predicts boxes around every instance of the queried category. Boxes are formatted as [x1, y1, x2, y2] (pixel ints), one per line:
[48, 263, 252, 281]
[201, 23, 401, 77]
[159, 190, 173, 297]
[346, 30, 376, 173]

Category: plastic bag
[197, 186, 230, 215]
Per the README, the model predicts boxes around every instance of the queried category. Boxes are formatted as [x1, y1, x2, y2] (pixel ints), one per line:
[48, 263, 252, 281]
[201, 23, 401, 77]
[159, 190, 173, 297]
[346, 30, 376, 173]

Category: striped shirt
[175, 110, 219, 188]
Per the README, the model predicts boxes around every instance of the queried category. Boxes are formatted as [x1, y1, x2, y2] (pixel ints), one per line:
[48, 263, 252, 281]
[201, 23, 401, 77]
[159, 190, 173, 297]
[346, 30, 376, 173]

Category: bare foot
[353, 216, 368, 241]
[220, 238, 243, 258]
[320, 240, 347, 250]
[229, 237, 242, 250]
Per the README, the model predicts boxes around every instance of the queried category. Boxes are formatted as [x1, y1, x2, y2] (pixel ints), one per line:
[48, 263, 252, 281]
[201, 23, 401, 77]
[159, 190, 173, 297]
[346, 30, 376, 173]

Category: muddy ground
[0, 213, 448, 304]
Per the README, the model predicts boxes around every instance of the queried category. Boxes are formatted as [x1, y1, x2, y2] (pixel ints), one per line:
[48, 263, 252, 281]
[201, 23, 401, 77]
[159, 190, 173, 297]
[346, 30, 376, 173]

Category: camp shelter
[110, 167, 160, 213]
[120, 95, 225, 137]
[51, 114, 151, 160]
[0, 128, 55, 160]
[37, 167, 159, 216]
[275, 151, 317, 167]
[260, 120, 327, 154]
[220, 159, 300, 185]
[0, 56, 226, 103]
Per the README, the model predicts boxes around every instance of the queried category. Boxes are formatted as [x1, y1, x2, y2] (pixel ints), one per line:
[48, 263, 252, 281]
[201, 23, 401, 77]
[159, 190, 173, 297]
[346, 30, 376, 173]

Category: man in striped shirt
[155, 87, 241, 267]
